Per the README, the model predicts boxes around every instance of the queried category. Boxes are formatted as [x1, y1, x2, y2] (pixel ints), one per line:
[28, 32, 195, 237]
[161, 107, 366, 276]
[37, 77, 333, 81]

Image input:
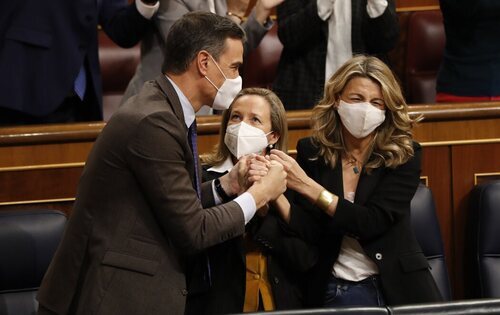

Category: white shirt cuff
[366, 0, 388, 18]
[211, 181, 256, 224]
[135, 0, 159, 20]
[317, 0, 335, 21]
[234, 192, 257, 224]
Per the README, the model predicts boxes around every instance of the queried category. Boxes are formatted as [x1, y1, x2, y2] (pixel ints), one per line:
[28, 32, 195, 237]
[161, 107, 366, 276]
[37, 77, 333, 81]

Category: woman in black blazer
[185, 88, 317, 314]
[264, 56, 443, 307]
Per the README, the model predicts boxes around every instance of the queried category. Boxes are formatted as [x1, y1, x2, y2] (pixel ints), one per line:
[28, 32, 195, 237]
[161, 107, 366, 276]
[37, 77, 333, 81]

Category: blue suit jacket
[0, 0, 152, 118]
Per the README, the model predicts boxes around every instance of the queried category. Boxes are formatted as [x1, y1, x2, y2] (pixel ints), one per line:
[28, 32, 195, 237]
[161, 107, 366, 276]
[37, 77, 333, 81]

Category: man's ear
[197, 50, 211, 76]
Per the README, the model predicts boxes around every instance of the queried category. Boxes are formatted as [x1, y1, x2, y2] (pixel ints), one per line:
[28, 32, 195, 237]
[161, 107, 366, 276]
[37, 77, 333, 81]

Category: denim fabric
[324, 275, 385, 307]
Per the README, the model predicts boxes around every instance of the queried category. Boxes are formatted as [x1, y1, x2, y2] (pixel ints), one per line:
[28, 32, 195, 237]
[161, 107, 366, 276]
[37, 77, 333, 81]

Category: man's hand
[220, 155, 251, 197]
[269, 149, 312, 194]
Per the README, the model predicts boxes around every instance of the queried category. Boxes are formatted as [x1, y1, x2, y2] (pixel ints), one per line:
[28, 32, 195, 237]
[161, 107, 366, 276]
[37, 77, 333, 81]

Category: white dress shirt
[135, 0, 160, 20]
[317, 0, 388, 81]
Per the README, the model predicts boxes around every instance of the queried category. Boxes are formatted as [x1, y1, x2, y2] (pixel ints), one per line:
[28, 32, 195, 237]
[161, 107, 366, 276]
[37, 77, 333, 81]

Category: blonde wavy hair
[311, 55, 420, 171]
[202, 88, 288, 166]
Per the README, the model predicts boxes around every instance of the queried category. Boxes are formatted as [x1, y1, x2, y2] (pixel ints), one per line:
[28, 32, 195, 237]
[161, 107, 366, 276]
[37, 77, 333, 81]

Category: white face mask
[204, 55, 242, 111]
[337, 100, 386, 139]
[224, 122, 272, 158]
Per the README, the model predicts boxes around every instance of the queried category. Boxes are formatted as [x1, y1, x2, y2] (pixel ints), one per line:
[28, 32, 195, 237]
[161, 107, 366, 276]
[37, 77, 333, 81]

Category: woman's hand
[269, 149, 312, 194]
[247, 154, 271, 184]
[254, 0, 285, 25]
[227, 0, 250, 17]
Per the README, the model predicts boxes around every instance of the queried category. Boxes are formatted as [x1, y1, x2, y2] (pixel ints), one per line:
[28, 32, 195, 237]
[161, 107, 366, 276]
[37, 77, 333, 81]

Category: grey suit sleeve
[155, 1, 270, 53]
[155, 0, 190, 45]
[126, 112, 245, 255]
[241, 10, 272, 52]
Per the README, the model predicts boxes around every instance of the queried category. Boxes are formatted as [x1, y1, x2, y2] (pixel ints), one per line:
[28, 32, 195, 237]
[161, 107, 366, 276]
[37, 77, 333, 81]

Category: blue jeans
[324, 275, 386, 307]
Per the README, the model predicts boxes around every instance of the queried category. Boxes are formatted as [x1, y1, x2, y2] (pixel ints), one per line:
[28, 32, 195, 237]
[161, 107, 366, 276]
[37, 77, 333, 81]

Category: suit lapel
[155, 75, 200, 192]
[155, 74, 186, 129]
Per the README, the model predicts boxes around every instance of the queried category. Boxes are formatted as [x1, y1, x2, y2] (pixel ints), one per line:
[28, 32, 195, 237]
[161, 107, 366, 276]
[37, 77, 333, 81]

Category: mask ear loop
[204, 54, 227, 91]
[207, 54, 228, 80]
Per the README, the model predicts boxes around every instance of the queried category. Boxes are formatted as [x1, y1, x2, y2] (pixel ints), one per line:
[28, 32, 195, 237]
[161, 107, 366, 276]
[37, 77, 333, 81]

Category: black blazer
[285, 137, 443, 306]
[273, 0, 399, 110]
[0, 0, 151, 118]
[437, 0, 500, 97]
[184, 167, 318, 314]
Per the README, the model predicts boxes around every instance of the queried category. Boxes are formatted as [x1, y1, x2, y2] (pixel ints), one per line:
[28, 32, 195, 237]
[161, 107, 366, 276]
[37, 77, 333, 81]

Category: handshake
[218, 149, 308, 210]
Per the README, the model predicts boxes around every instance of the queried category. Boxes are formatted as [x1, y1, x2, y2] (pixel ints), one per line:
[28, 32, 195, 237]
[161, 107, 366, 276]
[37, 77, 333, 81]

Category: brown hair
[202, 88, 288, 166]
[311, 55, 420, 171]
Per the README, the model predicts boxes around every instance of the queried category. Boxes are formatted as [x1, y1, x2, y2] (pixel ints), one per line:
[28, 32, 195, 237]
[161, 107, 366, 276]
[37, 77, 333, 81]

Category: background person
[0, 0, 159, 125]
[121, 0, 285, 109]
[273, 0, 399, 110]
[436, 0, 500, 102]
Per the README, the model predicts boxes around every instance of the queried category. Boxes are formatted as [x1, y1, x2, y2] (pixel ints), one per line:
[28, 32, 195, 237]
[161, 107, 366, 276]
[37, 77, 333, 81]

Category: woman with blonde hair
[186, 87, 316, 314]
[262, 55, 443, 307]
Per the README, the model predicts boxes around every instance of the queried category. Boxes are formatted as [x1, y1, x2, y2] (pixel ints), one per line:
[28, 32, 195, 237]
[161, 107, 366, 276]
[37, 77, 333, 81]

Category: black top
[284, 137, 443, 306]
[437, 0, 500, 97]
[185, 165, 318, 314]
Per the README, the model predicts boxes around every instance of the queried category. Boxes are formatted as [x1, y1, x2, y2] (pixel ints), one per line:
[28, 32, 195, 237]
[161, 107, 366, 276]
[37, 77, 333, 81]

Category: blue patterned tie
[188, 122, 201, 198]
[74, 65, 87, 100]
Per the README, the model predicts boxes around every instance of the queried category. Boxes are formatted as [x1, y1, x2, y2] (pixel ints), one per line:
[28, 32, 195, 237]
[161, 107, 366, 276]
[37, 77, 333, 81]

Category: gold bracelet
[315, 190, 335, 211]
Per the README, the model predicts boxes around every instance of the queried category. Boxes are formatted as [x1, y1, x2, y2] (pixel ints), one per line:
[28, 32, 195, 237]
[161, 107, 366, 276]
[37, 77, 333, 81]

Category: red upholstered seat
[242, 23, 283, 89]
[98, 31, 140, 121]
[405, 10, 445, 104]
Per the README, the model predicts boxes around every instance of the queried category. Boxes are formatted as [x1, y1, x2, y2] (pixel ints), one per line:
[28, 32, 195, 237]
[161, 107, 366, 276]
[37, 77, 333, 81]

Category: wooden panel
[451, 143, 500, 299]
[421, 145, 453, 286]
[396, 0, 439, 11]
[0, 165, 82, 204]
[1, 102, 499, 301]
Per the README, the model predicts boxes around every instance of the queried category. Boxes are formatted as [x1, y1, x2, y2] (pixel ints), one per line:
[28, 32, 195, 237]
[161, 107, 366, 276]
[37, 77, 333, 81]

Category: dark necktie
[188, 122, 201, 198]
[74, 65, 87, 100]
[187, 121, 212, 288]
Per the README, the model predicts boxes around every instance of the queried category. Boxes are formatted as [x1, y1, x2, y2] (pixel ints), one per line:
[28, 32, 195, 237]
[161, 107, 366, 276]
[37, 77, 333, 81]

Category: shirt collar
[165, 75, 195, 129]
[207, 156, 234, 173]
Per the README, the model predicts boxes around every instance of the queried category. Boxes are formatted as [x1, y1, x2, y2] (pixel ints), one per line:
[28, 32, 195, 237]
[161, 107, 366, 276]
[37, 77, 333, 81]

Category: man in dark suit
[0, 0, 159, 125]
[37, 12, 287, 315]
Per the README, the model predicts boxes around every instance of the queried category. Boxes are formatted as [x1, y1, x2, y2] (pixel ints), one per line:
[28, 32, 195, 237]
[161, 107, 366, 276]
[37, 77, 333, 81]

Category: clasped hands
[248, 150, 310, 192]
[239, 149, 310, 197]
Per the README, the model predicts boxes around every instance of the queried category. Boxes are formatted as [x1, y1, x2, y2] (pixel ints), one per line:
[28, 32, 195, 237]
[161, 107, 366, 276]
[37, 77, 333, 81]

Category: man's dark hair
[162, 11, 246, 74]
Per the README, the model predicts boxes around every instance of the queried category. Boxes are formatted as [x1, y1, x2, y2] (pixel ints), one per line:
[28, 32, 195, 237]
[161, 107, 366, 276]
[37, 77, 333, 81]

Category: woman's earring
[265, 143, 274, 155]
